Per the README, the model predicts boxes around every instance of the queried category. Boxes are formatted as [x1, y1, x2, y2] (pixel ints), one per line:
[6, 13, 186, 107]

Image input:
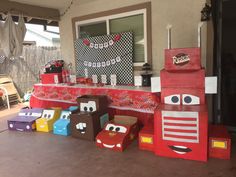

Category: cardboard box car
[8, 108, 43, 131]
[96, 115, 139, 152]
[139, 121, 154, 152]
[70, 112, 109, 141]
[36, 108, 61, 132]
[209, 125, 231, 160]
[53, 106, 79, 136]
[76, 95, 108, 113]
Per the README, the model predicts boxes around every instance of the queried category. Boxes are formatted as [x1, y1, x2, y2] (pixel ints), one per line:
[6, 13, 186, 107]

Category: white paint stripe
[103, 144, 115, 148]
[174, 145, 187, 148]
[19, 113, 27, 116]
[164, 131, 198, 137]
[162, 111, 198, 118]
[32, 113, 42, 117]
[163, 120, 197, 124]
[163, 125, 198, 130]
[163, 137, 199, 143]
[173, 150, 186, 155]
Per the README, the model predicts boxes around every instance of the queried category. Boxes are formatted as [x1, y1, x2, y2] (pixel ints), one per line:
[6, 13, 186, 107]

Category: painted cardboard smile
[96, 132, 124, 150]
[102, 143, 121, 149]
[169, 145, 192, 154]
[76, 123, 87, 134]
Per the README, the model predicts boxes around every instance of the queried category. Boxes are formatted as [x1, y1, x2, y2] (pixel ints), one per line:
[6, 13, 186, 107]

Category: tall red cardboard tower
[150, 24, 217, 162]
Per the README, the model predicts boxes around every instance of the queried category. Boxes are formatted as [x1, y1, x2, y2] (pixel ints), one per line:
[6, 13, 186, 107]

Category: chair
[0, 74, 21, 105]
[0, 86, 10, 109]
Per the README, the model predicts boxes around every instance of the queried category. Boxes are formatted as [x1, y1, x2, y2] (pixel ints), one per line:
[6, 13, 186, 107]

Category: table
[30, 83, 160, 125]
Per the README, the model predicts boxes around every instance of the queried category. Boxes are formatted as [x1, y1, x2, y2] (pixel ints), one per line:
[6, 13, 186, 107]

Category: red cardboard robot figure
[148, 24, 217, 162]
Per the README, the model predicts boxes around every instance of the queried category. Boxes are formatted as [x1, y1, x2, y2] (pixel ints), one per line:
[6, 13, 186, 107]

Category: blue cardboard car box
[53, 106, 78, 136]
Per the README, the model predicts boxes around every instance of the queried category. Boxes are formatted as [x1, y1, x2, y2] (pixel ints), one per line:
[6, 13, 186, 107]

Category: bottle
[65, 70, 70, 83]
[62, 69, 66, 83]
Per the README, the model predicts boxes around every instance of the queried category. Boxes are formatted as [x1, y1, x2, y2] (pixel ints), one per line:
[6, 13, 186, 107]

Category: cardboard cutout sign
[165, 48, 201, 71]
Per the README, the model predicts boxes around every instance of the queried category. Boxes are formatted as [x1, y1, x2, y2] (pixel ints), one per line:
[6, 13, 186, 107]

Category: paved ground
[0, 105, 235, 177]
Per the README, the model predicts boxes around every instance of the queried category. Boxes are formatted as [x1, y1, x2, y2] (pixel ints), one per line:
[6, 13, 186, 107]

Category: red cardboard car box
[96, 115, 139, 152]
[139, 122, 154, 152]
[41, 73, 62, 84]
[165, 48, 201, 71]
[209, 125, 231, 160]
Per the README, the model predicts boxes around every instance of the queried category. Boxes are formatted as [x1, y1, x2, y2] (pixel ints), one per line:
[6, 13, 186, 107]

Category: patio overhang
[0, 0, 60, 26]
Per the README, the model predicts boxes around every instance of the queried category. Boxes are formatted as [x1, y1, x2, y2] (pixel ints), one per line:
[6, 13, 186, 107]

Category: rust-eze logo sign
[172, 53, 190, 66]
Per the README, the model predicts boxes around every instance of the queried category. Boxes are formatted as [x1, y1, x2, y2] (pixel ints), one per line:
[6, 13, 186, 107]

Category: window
[72, 2, 152, 68]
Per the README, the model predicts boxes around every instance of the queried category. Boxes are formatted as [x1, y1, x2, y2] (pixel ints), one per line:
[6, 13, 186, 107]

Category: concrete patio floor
[0, 104, 235, 177]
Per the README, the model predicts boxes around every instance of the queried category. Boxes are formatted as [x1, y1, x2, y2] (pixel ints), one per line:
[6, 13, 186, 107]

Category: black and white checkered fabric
[0, 56, 5, 64]
[74, 32, 134, 85]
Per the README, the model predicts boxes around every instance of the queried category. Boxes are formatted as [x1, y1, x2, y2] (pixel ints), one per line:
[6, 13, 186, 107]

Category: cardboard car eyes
[164, 94, 180, 105]
[164, 94, 200, 105]
[42, 110, 55, 120]
[80, 101, 97, 112]
[105, 123, 127, 133]
[19, 112, 32, 116]
[18, 112, 42, 117]
[60, 112, 71, 119]
[182, 94, 200, 105]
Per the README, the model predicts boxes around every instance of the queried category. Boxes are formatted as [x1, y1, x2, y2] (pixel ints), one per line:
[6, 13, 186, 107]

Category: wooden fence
[0, 46, 62, 97]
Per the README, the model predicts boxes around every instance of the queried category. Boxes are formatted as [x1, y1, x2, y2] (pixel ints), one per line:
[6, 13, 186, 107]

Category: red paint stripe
[164, 117, 196, 121]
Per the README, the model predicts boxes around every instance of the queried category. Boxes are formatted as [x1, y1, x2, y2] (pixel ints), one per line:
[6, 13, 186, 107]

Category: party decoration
[8, 108, 43, 132]
[70, 95, 109, 141]
[96, 115, 139, 152]
[75, 32, 133, 85]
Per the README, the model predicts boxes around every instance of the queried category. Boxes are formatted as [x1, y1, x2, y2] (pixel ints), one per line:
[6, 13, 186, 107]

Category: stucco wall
[59, 0, 207, 75]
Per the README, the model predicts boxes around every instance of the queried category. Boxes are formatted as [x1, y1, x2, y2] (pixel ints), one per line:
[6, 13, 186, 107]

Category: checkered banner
[74, 32, 134, 85]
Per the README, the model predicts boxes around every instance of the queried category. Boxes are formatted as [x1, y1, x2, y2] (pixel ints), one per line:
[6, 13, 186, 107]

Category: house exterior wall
[24, 31, 54, 46]
[59, 0, 207, 74]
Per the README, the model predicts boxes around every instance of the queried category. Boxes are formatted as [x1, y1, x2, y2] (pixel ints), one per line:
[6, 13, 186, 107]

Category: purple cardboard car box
[8, 108, 43, 132]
